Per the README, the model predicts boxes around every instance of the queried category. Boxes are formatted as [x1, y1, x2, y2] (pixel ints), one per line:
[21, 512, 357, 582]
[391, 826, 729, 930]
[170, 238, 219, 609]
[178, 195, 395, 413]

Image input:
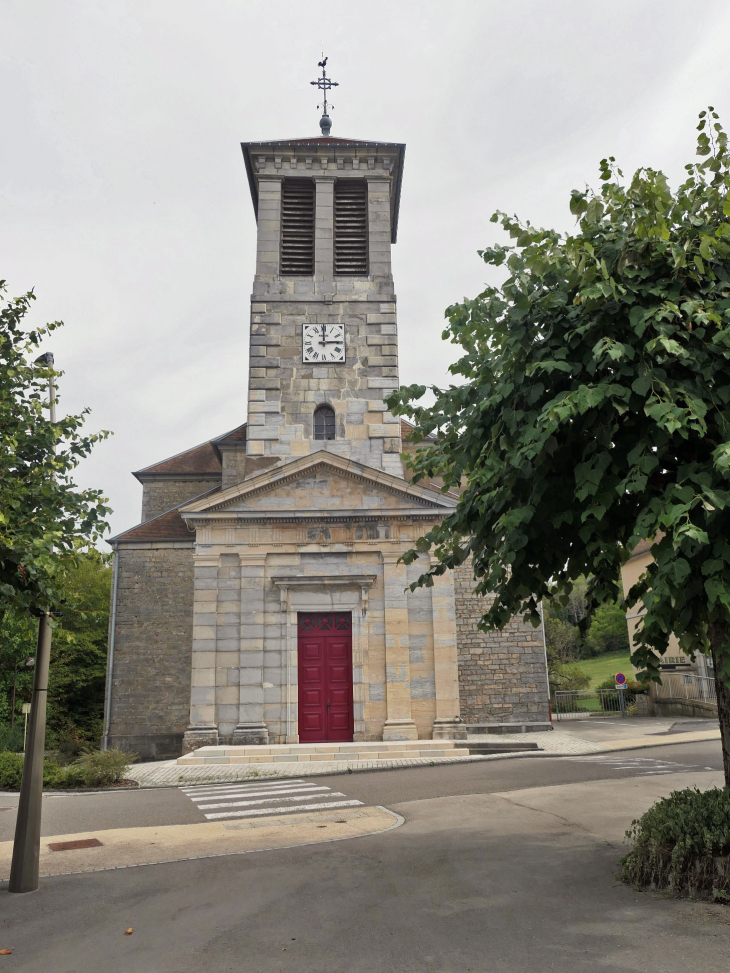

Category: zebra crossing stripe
[198, 787, 338, 811]
[181, 779, 308, 796]
[183, 784, 328, 802]
[203, 799, 364, 821]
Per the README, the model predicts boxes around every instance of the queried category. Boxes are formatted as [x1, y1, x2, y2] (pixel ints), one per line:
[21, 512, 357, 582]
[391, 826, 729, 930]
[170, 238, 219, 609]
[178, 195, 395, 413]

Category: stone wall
[106, 545, 195, 758]
[454, 561, 550, 728]
[140, 478, 221, 522]
[246, 144, 404, 478]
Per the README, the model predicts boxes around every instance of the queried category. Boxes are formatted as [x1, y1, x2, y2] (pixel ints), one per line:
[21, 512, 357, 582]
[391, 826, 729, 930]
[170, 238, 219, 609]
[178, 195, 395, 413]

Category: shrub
[0, 723, 25, 752]
[595, 675, 646, 708]
[73, 748, 137, 787]
[551, 663, 591, 692]
[621, 787, 730, 902]
[0, 751, 24, 789]
[0, 748, 136, 790]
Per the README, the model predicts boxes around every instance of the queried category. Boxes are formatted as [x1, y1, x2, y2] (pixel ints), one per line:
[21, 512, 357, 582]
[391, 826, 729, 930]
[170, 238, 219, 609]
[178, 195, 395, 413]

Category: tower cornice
[241, 138, 405, 243]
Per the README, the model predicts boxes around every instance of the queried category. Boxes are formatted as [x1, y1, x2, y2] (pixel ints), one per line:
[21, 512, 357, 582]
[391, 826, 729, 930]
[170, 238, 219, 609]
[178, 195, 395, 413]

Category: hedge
[0, 748, 136, 790]
[621, 786, 730, 902]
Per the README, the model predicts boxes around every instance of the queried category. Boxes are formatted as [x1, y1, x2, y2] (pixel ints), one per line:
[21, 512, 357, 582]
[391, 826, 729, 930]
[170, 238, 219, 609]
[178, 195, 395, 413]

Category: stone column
[314, 177, 334, 280]
[382, 555, 418, 740]
[182, 554, 220, 752]
[431, 568, 467, 740]
[233, 554, 268, 745]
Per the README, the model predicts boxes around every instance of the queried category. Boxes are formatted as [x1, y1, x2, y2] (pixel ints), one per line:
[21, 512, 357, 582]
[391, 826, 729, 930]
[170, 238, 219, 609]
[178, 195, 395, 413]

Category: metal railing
[553, 688, 626, 720]
[653, 672, 717, 704]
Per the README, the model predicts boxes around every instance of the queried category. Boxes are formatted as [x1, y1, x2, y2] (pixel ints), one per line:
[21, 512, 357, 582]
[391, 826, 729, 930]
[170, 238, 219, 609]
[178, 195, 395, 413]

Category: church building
[104, 91, 551, 759]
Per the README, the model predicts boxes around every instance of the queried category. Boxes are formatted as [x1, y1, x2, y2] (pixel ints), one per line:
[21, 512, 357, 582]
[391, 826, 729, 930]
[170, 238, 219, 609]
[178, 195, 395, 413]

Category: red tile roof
[215, 423, 247, 445]
[110, 487, 220, 544]
[134, 442, 222, 478]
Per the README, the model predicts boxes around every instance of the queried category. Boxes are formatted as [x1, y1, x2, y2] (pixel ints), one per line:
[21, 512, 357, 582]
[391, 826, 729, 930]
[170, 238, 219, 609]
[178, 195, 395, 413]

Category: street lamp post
[9, 352, 56, 894]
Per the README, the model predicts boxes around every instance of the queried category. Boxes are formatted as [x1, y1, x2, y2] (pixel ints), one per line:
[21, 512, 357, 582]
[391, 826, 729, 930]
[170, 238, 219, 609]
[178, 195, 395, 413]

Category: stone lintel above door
[271, 574, 377, 614]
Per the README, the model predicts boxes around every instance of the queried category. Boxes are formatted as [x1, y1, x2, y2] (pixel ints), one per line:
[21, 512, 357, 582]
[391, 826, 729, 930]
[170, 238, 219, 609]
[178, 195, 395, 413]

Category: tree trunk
[708, 621, 730, 789]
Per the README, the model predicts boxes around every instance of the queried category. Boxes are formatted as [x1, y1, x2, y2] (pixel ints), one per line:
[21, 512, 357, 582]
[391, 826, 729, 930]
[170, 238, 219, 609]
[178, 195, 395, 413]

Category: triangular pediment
[179, 451, 456, 519]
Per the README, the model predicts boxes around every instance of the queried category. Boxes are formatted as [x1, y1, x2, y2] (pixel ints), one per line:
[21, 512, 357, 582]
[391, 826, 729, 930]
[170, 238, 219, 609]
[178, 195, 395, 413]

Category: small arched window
[313, 404, 336, 441]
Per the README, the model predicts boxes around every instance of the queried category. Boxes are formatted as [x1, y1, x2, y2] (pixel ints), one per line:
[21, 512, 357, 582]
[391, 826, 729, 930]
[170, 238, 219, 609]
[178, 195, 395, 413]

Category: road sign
[615, 672, 627, 686]
[21, 703, 31, 715]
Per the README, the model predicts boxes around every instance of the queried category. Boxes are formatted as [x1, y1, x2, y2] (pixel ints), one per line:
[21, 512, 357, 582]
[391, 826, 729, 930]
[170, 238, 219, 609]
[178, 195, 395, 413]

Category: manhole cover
[47, 838, 103, 852]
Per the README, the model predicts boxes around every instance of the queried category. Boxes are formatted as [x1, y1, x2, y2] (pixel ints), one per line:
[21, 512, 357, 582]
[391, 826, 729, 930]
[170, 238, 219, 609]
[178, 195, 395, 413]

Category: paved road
[0, 740, 727, 973]
[0, 740, 724, 839]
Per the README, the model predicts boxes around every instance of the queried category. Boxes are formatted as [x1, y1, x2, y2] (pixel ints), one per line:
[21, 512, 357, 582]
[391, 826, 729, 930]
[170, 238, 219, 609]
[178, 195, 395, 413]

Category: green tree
[388, 110, 730, 785]
[46, 549, 111, 742]
[0, 611, 35, 728]
[0, 281, 110, 622]
[584, 602, 631, 657]
[0, 551, 110, 741]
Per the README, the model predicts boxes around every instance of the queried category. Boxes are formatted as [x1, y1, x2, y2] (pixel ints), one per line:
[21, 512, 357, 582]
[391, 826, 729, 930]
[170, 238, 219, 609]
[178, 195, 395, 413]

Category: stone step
[178, 740, 470, 766]
[466, 742, 540, 755]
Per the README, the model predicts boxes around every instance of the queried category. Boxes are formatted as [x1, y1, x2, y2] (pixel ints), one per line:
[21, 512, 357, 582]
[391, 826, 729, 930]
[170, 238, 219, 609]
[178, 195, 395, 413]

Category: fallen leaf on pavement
[125, 929, 133, 936]
[0, 950, 12, 955]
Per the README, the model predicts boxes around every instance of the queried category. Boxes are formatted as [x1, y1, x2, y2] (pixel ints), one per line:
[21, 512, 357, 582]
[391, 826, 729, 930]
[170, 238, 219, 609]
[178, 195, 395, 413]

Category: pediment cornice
[178, 452, 456, 519]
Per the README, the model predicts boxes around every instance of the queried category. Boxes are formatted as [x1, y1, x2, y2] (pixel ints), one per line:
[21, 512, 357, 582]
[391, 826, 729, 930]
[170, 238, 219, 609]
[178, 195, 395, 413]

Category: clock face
[302, 324, 345, 363]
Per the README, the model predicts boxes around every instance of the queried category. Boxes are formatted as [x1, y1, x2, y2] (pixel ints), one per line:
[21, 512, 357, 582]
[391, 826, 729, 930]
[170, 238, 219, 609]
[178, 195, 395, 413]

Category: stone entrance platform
[178, 740, 469, 766]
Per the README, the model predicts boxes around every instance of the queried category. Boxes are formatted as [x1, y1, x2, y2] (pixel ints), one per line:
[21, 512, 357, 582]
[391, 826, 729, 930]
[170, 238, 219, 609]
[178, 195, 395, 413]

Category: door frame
[273, 574, 376, 743]
[296, 612, 354, 743]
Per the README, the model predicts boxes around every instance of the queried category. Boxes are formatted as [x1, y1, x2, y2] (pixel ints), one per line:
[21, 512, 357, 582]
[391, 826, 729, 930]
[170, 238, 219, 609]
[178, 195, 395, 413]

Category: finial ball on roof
[319, 113, 332, 136]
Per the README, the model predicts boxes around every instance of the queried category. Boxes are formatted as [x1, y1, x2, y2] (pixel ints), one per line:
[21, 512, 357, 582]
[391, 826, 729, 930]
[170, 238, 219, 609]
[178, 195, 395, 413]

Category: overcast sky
[2, 0, 730, 540]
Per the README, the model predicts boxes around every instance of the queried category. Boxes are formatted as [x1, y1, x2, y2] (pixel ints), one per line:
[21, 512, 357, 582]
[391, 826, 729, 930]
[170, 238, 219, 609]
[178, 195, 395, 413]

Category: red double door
[297, 613, 354, 743]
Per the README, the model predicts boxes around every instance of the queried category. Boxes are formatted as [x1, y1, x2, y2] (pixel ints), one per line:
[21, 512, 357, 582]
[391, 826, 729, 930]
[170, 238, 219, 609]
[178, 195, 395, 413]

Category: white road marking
[198, 791, 347, 810]
[565, 755, 703, 776]
[180, 778, 364, 820]
[204, 800, 364, 820]
[182, 784, 329, 801]
[181, 779, 308, 796]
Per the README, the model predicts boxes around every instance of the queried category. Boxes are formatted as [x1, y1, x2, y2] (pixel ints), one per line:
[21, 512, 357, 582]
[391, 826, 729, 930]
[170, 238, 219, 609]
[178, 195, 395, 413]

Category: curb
[0, 806, 405, 882]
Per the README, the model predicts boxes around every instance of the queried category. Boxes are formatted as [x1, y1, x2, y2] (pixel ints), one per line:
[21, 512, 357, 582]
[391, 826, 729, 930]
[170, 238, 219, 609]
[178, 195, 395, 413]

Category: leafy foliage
[621, 786, 730, 901]
[549, 662, 590, 692]
[544, 577, 630, 661]
[387, 109, 730, 781]
[0, 281, 110, 617]
[0, 748, 135, 790]
[0, 549, 111, 742]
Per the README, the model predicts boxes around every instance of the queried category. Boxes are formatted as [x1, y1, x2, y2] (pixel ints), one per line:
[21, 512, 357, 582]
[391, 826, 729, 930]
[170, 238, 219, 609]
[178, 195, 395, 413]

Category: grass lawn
[573, 651, 634, 689]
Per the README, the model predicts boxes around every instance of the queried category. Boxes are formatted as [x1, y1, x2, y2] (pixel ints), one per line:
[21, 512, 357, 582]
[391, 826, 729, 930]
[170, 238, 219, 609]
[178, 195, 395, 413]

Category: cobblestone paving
[126, 754, 503, 788]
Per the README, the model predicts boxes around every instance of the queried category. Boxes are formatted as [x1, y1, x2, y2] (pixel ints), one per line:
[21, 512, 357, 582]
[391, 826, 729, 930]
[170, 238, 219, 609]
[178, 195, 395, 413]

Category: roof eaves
[241, 139, 405, 244]
[107, 485, 221, 545]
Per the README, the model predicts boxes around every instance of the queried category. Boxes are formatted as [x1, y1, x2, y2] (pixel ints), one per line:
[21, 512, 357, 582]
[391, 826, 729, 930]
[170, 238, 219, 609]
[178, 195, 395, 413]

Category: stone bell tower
[240, 132, 406, 478]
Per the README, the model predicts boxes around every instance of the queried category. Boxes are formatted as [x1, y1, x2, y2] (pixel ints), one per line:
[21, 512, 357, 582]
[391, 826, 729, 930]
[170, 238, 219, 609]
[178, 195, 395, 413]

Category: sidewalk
[125, 718, 721, 788]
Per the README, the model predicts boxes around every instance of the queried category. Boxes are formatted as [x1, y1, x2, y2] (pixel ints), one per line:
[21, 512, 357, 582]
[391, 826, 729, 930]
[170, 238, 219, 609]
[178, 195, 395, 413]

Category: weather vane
[310, 56, 338, 136]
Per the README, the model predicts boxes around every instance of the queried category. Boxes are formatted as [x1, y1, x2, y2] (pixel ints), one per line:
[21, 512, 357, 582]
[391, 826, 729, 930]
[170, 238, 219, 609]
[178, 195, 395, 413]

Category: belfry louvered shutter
[280, 180, 315, 276]
[334, 181, 368, 276]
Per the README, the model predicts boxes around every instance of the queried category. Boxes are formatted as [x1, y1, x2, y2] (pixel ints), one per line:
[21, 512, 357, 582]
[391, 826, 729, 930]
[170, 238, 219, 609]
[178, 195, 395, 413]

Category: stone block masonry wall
[454, 561, 550, 727]
[140, 478, 221, 523]
[106, 546, 195, 758]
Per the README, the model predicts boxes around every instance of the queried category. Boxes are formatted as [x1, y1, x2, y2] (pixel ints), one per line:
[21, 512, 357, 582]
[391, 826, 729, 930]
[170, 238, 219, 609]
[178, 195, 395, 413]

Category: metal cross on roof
[310, 56, 338, 136]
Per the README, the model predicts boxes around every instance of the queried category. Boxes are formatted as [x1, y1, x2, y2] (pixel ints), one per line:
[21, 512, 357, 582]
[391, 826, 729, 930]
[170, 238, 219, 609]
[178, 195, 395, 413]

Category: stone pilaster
[233, 554, 268, 745]
[382, 555, 418, 740]
[431, 568, 467, 740]
[366, 177, 392, 281]
[182, 554, 219, 752]
[255, 176, 282, 278]
[314, 177, 334, 281]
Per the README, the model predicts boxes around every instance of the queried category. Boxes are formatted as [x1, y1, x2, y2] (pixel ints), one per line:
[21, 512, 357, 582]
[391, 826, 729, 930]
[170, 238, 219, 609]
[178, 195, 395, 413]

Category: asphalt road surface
[0, 740, 724, 839]
[0, 743, 730, 973]
[1, 739, 728, 973]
